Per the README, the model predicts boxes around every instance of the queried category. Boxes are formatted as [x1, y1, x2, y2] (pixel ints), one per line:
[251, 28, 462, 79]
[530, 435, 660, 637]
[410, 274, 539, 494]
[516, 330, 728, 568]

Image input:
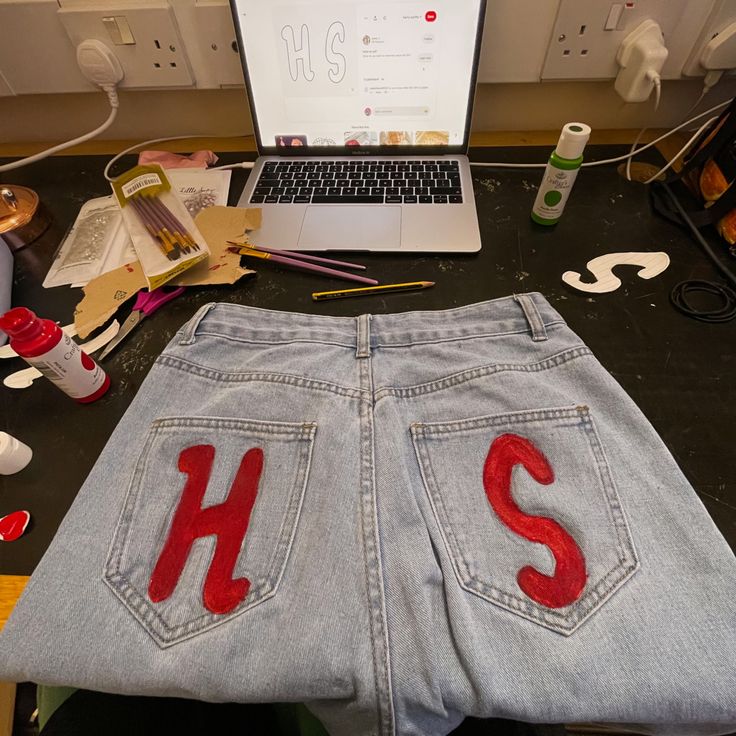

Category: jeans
[1, 293, 734, 736]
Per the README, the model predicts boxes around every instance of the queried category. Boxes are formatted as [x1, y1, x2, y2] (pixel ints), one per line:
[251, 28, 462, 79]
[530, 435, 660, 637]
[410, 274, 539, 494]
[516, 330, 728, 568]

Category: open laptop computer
[230, 0, 486, 252]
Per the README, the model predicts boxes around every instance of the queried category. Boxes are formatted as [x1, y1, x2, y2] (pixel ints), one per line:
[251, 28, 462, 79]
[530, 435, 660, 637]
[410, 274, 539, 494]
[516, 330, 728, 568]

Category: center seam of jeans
[358, 355, 395, 735]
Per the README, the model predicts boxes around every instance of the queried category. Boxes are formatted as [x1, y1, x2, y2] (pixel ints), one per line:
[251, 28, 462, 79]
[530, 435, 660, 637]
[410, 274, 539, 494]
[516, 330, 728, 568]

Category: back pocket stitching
[581, 413, 639, 567]
[104, 418, 316, 647]
[412, 406, 639, 636]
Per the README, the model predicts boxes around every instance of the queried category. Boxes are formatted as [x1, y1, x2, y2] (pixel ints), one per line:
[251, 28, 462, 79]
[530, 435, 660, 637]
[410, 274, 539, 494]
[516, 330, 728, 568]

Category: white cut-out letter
[562, 251, 670, 294]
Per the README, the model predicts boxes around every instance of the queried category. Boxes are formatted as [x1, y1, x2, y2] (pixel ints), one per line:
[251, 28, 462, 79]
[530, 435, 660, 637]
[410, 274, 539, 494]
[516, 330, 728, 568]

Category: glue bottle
[531, 122, 591, 225]
[0, 307, 110, 403]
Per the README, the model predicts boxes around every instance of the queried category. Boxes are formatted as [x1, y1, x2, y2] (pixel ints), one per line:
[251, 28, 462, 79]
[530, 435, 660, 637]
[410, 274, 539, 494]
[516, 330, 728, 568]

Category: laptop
[230, 0, 486, 252]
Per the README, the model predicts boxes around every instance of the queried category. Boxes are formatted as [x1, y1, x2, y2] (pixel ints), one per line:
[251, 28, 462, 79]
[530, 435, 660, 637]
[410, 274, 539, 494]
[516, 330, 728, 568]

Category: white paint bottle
[0, 432, 32, 475]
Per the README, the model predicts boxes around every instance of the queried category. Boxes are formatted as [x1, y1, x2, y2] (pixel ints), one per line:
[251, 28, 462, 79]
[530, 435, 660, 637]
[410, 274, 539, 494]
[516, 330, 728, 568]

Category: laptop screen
[231, 0, 485, 155]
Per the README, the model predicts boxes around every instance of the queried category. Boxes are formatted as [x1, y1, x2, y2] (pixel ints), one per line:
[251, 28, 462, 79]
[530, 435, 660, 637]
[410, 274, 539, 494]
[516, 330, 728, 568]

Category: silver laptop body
[230, 0, 487, 253]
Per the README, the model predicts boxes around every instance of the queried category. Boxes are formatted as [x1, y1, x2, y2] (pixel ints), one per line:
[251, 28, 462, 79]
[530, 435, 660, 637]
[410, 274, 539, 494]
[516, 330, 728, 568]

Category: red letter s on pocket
[483, 433, 587, 609]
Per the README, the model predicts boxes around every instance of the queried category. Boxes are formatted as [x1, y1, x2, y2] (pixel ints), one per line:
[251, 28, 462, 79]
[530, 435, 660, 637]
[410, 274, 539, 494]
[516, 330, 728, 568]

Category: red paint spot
[125, 265, 134, 273]
[483, 433, 587, 609]
[425, 10, 437, 21]
[208, 264, 221, 271]
[148, 445, 264, 615]
[0, 510, 31, 542]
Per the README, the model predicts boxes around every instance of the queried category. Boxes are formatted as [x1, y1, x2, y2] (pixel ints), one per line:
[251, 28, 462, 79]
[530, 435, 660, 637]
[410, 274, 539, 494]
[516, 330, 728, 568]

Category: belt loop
[514, 294, 548, 342]
[356, 313, 372, 358]
[179, 303, 216, 345]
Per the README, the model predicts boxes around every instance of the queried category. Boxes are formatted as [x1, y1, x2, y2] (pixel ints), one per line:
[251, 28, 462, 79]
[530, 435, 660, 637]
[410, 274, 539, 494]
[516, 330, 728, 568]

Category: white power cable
[0, 87, 119, 174]
[649, 71, 662, 112]
[104, 134, 210, 181]
[100, 99, 731, 182]
[103, 136, 255, 181]
[0, 40, 123, 175]
[625, 72, 661, 181]
[469, 99, 730, 170]
[642, 115, 717, 184]
[210, 161, 255, 171]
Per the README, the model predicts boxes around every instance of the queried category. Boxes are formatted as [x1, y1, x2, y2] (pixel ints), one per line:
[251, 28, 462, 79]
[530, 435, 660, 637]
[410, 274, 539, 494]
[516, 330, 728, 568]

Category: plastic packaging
[0, 432, 32, 474]
[0, 307, 110, 402]
[531, 122, 591, 225]
[112, 164, 209, 289]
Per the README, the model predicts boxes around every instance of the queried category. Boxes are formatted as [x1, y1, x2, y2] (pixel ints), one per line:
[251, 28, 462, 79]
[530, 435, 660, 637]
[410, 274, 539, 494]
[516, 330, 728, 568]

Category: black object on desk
[0, 146, 734, 576]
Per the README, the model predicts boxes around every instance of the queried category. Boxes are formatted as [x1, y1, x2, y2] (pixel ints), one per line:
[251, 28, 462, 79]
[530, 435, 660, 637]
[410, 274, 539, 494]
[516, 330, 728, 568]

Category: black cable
[661, 183, 736, 323]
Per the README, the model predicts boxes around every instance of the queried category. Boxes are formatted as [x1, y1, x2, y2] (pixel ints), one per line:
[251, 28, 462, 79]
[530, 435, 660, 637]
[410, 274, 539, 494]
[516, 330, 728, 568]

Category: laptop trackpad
[298, 206, 401, 250]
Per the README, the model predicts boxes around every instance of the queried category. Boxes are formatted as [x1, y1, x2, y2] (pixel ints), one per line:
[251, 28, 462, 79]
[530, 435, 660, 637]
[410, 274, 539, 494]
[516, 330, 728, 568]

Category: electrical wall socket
[58, 2, 194, 89]
[172, 1, 244, 88]
[683, 0, 736, 77]
[541, 0, 714, 81]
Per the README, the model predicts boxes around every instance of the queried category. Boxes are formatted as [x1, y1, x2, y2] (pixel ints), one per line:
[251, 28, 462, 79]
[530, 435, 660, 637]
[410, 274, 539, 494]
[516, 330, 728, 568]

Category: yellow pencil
[312, 281, 435, 301]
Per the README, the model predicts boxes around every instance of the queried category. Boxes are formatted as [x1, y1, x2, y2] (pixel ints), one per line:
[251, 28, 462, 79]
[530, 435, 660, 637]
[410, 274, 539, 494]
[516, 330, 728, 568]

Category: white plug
[76, 39, 124, 90]
[615, 20, 668, 103]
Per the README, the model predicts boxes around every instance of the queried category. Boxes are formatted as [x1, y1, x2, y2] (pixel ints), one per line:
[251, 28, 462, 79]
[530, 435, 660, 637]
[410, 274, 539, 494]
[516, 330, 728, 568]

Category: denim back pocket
[104, 416, 316, 647]
[411, 406, 638, 635]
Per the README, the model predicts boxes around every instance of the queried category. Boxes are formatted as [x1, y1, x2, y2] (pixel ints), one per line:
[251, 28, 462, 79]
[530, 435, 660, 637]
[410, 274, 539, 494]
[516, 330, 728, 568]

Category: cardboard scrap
[73, 261, 145, 340]
[74, 206, 260, 338]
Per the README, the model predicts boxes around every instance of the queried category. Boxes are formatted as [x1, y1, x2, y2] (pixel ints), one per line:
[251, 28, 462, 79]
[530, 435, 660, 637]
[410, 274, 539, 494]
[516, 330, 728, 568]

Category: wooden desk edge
[0, 576, 29, 631]
[0, 129, 673, 157]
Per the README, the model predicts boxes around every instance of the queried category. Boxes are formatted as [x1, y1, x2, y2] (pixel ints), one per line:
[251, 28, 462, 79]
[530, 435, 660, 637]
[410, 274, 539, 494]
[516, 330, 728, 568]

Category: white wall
[1, 0, 735, 143]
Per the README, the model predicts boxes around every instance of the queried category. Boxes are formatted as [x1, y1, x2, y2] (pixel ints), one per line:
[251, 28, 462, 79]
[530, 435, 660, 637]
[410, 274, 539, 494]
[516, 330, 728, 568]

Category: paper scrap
[562, 252, 670, 294]
[74, 207, 260, 338]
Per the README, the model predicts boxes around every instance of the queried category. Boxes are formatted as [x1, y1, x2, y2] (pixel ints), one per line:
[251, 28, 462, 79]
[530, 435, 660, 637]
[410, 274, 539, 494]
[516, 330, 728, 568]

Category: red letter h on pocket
[148, 444, 264, 615]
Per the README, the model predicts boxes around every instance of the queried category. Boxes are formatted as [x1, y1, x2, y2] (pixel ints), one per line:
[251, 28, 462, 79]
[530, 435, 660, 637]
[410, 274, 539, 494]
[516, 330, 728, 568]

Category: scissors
[98, 286, 185, 361]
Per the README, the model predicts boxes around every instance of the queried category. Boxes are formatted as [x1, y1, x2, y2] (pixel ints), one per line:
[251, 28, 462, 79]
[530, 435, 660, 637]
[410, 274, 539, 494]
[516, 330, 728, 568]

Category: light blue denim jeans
[1, 293, 734, 736]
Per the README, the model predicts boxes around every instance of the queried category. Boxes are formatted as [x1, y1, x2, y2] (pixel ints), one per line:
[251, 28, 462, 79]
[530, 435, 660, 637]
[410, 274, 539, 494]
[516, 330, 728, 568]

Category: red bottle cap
[0, 308, 44, 342]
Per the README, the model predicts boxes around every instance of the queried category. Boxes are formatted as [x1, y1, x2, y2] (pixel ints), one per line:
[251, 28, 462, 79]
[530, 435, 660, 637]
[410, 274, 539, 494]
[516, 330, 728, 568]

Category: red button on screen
[425, 10, 437, 21]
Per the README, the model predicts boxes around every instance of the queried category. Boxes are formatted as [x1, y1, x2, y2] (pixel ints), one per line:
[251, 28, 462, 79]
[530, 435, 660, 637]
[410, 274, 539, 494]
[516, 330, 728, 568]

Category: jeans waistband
[180, 293, 566, 350]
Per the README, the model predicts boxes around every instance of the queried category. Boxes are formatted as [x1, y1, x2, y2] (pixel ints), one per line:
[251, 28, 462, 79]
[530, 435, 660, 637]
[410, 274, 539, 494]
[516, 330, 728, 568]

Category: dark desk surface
[1, 146, 734, 587]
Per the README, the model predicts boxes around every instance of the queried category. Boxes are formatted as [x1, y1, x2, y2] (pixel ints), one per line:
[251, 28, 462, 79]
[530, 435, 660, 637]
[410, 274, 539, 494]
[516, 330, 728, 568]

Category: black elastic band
[670, 280, 736, 323]
[659, 184, 736, 323]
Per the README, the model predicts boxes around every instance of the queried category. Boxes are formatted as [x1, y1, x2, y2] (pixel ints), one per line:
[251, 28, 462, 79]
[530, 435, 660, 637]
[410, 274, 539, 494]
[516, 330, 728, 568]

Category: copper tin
[0, 185, 51, 252]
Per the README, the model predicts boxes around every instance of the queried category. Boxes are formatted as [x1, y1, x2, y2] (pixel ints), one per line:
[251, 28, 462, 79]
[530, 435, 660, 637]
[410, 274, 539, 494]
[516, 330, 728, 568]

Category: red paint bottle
[0, 307, 110, 403]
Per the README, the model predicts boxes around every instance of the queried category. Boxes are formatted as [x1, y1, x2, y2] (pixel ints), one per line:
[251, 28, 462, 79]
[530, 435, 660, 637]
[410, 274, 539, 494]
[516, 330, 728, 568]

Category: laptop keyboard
[248, 160, 463, 205]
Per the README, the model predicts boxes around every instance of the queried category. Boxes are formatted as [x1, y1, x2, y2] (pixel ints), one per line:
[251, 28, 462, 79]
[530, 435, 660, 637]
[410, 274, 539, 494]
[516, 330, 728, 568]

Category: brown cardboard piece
[74, 206, 261, 338]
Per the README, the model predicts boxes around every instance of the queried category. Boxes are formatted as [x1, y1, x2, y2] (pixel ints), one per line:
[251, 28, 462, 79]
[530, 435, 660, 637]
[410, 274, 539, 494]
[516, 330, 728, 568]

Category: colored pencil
[232, 246, 378, 284]
[227, 242, 366, 270]
[312, 281, 435, 301]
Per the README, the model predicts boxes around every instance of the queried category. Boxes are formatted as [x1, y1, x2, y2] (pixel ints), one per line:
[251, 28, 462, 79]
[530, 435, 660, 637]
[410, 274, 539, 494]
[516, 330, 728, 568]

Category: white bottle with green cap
[531, 122, 591, 225]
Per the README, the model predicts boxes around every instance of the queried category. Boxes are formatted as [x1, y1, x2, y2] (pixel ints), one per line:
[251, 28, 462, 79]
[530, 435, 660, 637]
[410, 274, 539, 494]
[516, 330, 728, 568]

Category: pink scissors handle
[133, 286, 186, 316]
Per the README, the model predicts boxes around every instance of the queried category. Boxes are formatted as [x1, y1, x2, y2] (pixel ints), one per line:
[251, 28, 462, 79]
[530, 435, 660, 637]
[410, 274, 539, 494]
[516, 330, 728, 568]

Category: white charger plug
[76, 39, 124, 91]
[615, 20, 668, 103]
